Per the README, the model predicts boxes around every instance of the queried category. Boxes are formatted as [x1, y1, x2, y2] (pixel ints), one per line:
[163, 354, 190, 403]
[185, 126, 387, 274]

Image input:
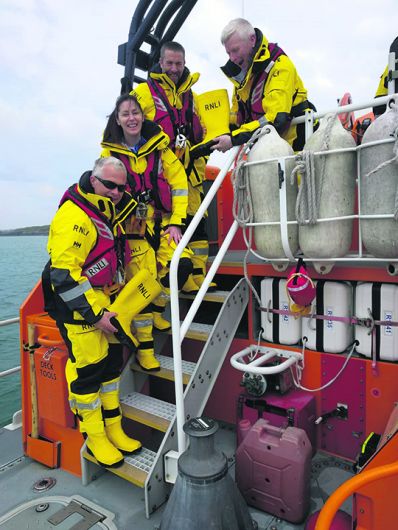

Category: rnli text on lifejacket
[86, 259, 109, 277]
[138, 282, 151, 299]
[204, 100, 221, 111]
[73, 224, 89, 235]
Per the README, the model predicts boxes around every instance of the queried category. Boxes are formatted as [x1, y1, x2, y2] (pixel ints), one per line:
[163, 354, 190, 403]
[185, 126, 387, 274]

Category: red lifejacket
[114, 150, 172, 213]
[352, 112, 374, 145]
[237, 43, 286, 126]
[60, 185, 129, 287]
[147, 78, 203, 147]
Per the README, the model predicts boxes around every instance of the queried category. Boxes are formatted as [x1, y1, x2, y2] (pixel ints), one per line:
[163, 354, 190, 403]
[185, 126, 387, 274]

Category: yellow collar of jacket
[149, 70, 200, 106]
[75, 184, 137, 235]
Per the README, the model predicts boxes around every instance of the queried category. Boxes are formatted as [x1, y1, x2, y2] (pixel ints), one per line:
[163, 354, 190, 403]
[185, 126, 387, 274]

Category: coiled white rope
[231, 126, 270, 225]
[290, 339, 356, 392]
[230, 126, 272, 307]
[291, 150, 317, 224]
[292, 114, 337, 225]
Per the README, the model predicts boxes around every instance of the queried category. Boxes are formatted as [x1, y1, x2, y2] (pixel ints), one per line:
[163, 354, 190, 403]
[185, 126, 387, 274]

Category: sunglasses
[94, 175, 127, 192]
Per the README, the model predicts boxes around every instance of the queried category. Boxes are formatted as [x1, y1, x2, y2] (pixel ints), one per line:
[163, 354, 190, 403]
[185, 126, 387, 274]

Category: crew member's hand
[211, 134, 233, 153]
[94, 311, 118, 333]
[164, 225, 182, 245]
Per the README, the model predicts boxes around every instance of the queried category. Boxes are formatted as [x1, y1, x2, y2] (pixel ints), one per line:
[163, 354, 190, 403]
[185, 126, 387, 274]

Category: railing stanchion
[169, 147, 239, 453]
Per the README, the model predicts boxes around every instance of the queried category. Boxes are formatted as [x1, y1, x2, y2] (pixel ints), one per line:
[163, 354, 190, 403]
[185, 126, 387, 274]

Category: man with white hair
[212, 18, 316, 153]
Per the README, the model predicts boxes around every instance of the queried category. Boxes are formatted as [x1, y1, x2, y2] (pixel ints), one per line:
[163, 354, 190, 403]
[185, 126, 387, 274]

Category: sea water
[0, 236, 48, 427]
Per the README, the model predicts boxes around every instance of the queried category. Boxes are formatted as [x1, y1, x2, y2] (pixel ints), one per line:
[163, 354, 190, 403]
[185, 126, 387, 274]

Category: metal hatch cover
[0, 495, 117, 529]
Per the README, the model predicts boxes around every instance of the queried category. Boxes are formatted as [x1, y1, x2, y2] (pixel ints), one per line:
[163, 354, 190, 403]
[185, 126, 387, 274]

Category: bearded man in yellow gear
[132, 40, 217, 311]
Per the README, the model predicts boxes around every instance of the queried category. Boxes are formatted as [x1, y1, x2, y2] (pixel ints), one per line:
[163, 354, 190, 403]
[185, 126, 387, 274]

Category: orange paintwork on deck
[20, 281, 83, 476]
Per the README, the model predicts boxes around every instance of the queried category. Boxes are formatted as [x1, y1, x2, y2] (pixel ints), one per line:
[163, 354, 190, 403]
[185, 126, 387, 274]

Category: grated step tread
[131, 355, 196, 385]
[120, 392, 175, 432]
[179, 290, 230, 303]
[83, 446, 156, 487]
[168, 321, 212, 341]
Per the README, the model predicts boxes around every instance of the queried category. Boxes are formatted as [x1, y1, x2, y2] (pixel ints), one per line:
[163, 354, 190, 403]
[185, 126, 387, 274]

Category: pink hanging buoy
[286, 258, 316, 315]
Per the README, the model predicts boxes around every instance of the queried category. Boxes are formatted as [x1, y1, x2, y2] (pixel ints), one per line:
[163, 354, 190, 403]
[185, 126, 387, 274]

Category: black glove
[189, 139, 217, 160]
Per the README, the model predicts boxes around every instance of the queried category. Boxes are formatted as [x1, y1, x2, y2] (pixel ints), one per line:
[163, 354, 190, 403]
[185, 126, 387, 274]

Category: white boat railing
[169, 146, 239, 453]
[292, 93, 396, 125]
[0, 317, 19, 327]
[0, 317, 21, 378]
[254, 93, 398, 270]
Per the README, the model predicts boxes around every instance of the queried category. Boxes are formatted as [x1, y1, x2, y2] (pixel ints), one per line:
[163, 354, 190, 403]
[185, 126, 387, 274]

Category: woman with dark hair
[101, 94, 193, 371]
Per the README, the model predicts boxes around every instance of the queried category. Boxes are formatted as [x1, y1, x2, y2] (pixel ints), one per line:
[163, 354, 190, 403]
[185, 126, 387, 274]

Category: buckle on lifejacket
[136, 189, 152, 205]
[136, 202, 148, 220]
[175, 133, 187, 149]
[103, 283, 123, 296]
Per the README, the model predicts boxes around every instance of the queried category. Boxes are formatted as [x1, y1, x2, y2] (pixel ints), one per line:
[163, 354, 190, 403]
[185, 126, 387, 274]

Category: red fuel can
[236, 419, 312, 523]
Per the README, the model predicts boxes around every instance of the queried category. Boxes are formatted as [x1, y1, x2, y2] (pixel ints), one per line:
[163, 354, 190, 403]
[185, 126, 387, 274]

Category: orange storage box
[34, 345, 74, 428]
[26, 312, 63, 347]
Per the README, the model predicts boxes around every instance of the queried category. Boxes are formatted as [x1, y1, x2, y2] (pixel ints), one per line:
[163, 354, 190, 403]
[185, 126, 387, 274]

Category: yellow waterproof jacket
[47, 178, 136, 324]
[101, 120, 188, 227]
[376, 65, 388, 97]
[221, 29, 309, 146]
[131, 68, 206, 189]
[373, 65, 389, 117]
[132, 68, 202, 133]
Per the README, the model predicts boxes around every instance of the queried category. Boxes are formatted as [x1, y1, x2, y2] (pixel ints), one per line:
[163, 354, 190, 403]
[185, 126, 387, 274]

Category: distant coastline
[0, 225, 49, 236]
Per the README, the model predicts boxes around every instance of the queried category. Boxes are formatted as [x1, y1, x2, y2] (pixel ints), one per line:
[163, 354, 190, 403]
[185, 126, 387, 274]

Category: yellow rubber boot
[181, 274, 200, 294]
[100, 378, 142, 455]
[84, 428, 125, 468]
[133, 312, 160, 371]
[108, 269, 162, 350]
[152, 290, 171, 331]
[190, 240, 217, 291]
[77, 399, 124, 468]
[105, 416, 142, 455]
[136, 350, 161, 371]
[153, 312, 171, 331]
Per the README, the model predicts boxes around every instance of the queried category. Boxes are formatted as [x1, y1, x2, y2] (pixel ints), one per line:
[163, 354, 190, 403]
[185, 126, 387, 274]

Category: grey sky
[0, 0, 396, 229]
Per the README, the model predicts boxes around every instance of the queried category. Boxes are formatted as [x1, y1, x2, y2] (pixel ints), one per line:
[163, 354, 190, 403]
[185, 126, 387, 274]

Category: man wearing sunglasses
[42, 157, 161, 468]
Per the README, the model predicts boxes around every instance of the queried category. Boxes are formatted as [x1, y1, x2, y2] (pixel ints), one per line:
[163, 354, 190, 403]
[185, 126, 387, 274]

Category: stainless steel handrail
[0, 317, 19, 327]
[0, 366, 21, 378]
[0, 317, 21, 378]
[169, 146, 239, 452]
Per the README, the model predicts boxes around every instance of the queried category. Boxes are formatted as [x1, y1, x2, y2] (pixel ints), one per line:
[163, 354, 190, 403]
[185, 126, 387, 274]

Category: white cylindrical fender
[298, 114, 356, 260]
[247, 125, 298, 259]
[360, 104, 398, 257]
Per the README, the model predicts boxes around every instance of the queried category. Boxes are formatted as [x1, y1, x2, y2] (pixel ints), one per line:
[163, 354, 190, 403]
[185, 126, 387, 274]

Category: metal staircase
[81, 279, 249, 517]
